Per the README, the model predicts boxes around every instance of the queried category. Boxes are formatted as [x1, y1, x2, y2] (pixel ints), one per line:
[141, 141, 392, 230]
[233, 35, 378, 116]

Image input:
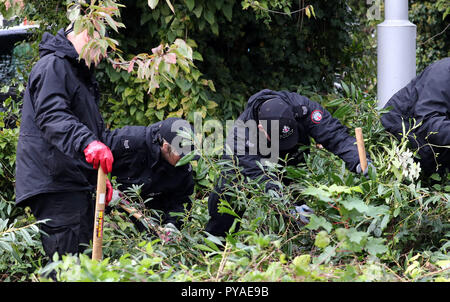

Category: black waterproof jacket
[228, 89, 361, 175]
[104, 122, 194, 227]
[15, 29, 106, 204]
[205, 89, 362, 236]
[381, 57, 450, 175]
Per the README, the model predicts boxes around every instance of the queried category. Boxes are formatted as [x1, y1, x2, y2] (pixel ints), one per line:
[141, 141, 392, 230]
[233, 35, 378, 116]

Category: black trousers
[205, 167, 301, 237]
[25, 191, 95, 259]
[205, 181, 245, 237]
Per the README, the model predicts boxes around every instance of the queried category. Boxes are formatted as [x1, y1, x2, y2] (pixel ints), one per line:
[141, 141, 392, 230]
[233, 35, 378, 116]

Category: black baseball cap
[258, 98, 299, 151]
[158, 117, 197, 158]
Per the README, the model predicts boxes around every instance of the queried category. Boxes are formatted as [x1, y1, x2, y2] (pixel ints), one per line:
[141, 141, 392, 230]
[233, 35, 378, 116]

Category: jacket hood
[39, 29, 79, 60]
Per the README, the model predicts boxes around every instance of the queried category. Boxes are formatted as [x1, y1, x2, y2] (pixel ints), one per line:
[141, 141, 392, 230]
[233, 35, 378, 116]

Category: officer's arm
[102, 126, 147, 155]
[34, 58, 98, 157]
[101, 126, 149, 176]
[163, 171, 195, 226]
[228, 122, 281, 193]
[414, 74, 450, 147]
[300, 97, 361, 172]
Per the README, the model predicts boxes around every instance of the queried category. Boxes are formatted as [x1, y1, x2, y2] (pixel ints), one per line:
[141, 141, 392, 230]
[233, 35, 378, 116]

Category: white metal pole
[377, 0, 416, 108]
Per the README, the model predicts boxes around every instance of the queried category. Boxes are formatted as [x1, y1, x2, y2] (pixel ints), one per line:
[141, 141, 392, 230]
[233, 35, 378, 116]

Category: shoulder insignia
[311, 110, 323, 124]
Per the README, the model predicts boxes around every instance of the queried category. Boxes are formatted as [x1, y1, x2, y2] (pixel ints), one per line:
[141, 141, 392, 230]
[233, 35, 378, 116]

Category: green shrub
[34, 84, 449, 282]
[0, 98, 20, 218]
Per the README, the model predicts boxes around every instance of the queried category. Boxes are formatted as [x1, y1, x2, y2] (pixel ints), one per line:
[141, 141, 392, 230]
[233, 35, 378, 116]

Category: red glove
[105, 178, 113, 207]
[83, 140, 114, 174]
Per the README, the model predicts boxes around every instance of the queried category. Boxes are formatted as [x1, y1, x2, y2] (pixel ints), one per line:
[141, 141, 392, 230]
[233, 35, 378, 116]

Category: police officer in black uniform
[381, 57, 450, 176]
[104, 117, 196, 230]
[205, 89, 373, 237]
[15, 25, 115, 262]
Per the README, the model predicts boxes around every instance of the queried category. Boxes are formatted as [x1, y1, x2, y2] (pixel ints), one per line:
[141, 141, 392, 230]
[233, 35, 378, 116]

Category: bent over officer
[205, 89, 373, 237]
[104, 117, 195, 230]
[381, 57, 450, 176]
[15, 25, 114, 261]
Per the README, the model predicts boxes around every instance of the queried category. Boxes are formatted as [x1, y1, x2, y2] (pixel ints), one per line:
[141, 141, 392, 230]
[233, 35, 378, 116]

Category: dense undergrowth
[0, 0, 449, 284]
[1, 82, 448, 282]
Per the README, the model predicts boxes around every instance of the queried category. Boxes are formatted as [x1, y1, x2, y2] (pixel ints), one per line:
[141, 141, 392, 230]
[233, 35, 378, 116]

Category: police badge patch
[281, 125, 294, 138]
[311, 110, 323, 124]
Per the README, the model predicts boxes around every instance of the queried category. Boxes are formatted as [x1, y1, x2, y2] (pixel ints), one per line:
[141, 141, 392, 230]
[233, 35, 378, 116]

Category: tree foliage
[109, 0, 356, 121]
[410, 0, 450, 73]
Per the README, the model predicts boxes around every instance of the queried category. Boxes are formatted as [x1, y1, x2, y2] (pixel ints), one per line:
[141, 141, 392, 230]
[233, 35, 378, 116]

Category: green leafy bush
[0, 98, 20, 216]
[30, 83, 448, 282]
[0, 218, 44, 281]
[98, 0, 357, 121]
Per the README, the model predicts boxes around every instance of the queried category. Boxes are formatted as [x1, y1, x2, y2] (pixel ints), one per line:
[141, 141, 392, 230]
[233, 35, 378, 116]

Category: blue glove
[290, 204, 314, 224]
[356, 160, 375, 176]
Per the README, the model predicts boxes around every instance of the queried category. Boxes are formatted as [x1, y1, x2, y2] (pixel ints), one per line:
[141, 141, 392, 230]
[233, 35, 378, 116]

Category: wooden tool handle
[118, 203, 164, 237]
[92, 168, 107, 261]
[119, 203, 143, 220]
[355, 128, 367, 173]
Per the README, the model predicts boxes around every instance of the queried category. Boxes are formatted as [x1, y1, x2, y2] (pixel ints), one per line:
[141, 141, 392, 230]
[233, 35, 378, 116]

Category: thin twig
[418, 267, 450, 279]
[380, 262, 408, 282]
[214, 242, 230, 281]
[419, 23, 450, 45]
[300, 0, 305, 31]
[0, 221, 41, 235]
[250, 1, 309, 16]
